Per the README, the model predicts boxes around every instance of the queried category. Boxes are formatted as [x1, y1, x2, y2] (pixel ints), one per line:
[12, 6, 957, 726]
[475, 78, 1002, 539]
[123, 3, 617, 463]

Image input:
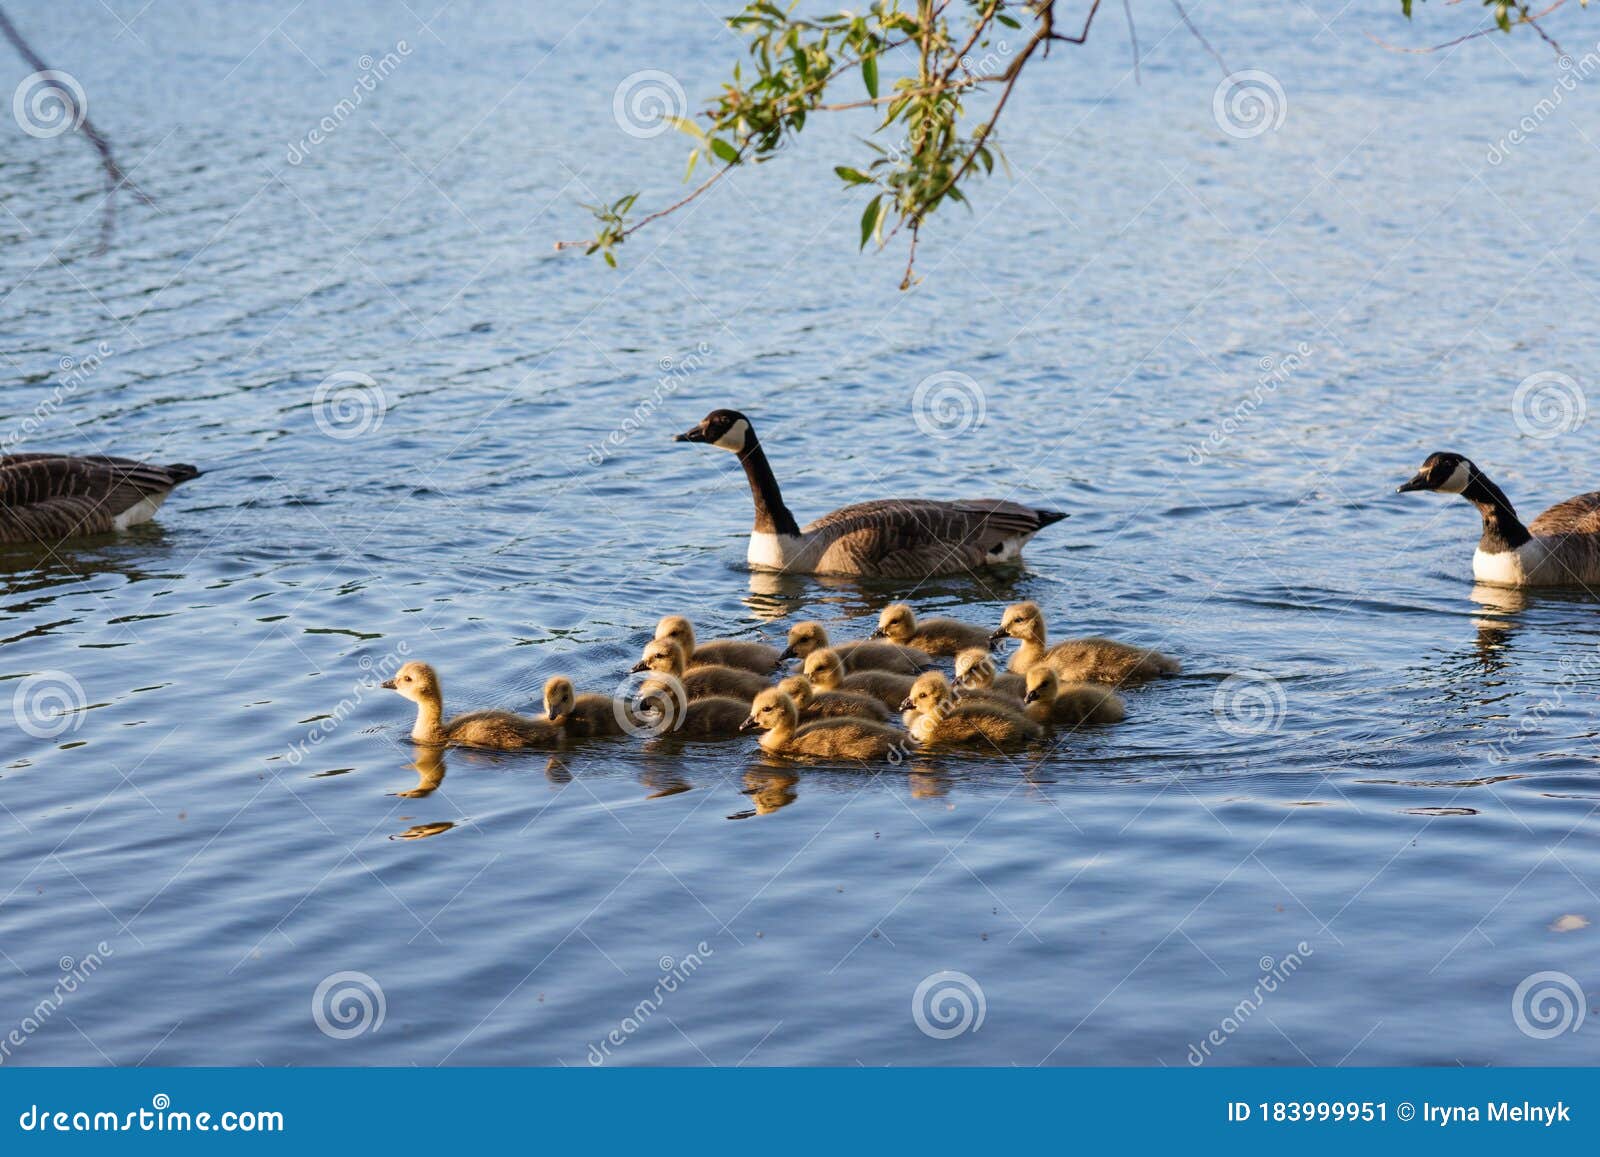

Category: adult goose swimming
[673, 409, 1067, 578]
[0, 454, 200, 545]
[1398, 451, 1600, 587]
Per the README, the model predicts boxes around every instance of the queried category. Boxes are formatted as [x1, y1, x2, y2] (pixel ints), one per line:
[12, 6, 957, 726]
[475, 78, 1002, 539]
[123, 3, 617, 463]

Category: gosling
[872, 603, 992, 656]
[992, 601, 1179, 686]
[740, 688, 905, 760]
[543, 676, 628, 737]
[803, 647, 917, 711]
[899, 671, 1042, 747]
[777, 674, 892, 723]
[643, 694, 751, 738]
[631, 638, 770, 702]
[1022, 666, 1126, 727]
[655, 615, 781, 674]
[780, 620, 931, 674]
[383, 661, 561, 750]
[953, 647, 1026, 702]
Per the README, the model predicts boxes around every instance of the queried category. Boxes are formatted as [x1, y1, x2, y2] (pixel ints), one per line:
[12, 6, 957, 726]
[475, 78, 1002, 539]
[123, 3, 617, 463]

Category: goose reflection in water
[393, 747, 447, 798]
[1469, 582, 1530, 668]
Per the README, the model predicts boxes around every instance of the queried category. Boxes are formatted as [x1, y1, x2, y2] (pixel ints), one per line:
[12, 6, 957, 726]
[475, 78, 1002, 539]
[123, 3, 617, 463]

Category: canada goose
[780, 620, 931, 674]
[630, 638, 770, 702]
[382, 661, 560, 750]
[674, 409, 1067, 577]
[953, 647, 1026, 700]
[993, 601, 1179, 685]
[898, 671, 1043, 747]
[802, 647, 917, 711]
[1022, 666, 1126, 727]
[872, 603, 992, 656]
[740, 688, 905, 759]
[542, 676, 627, 737]
[1, 454, 200, 544]
[1397, 451, 1600, 587]
[776, 674, 893, 722]
[654, 615, 782, 673]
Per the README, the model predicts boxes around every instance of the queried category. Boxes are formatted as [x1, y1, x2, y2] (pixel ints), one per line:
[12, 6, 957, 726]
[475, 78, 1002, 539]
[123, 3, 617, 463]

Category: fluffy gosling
[543, 676, 627, 737]
[631, 638, 770, 702]
[953, 647, 1026, 701]
[1022, 666, 1126, 727]
[383, 661, 561, 750]
[655, 615, 782, 674]
[802, 647, 917, 711]
[777, 674, 892, 722]
[740, 688, 904, 759]
[873, 603, 992, 656]
[780, 620, 931, 674]
[899, 670, 1042, 747]
[993, 601, 1179, 686]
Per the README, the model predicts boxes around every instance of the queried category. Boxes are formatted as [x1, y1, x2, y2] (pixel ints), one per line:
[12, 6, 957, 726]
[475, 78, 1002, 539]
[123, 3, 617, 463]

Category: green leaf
[834, 166, 872, 184]
[710, 137, 740, 164]
[862, 52, 879, 99]
[667, 116, 706, 139]
[859, 194, 882, 250]
[603, 250, 618, 268]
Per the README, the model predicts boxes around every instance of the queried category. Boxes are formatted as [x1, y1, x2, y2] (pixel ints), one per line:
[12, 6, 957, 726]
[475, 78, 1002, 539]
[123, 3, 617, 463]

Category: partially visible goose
[631, 638, 770, 702]
[1022, 667, 1126, 727]
[674, 409, 1067, 577]
[993, 601, 1179, 686]
[872, 603, 992, 656]
[655, 615, 782, 674]
[741, 688, 905, 759]
[780, 620, 930, 674]
[1397, 451, 1600, 586]
[777, 674, 893, 722]
[382, 661, 561, 750]
[1, 454, 199, 544]
[802, 647, 916, 711]
[953, 647, 1025, 701]
[543, 676, 627, 737]
[899, 671, 1042, 746]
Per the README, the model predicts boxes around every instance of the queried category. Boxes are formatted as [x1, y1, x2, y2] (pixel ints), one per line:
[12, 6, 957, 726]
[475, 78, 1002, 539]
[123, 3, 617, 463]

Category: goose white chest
[1473, 540, 1551, 586]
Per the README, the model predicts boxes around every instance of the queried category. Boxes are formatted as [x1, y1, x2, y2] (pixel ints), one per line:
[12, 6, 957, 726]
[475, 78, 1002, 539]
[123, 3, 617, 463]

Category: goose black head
[675, 409, 753, 453]
[1398, 451, 1473, 495]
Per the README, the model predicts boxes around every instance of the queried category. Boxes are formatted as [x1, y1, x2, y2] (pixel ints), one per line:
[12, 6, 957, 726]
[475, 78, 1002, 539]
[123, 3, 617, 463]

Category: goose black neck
[737, 434, 801, 537]
[1464, 468, 1531, 553]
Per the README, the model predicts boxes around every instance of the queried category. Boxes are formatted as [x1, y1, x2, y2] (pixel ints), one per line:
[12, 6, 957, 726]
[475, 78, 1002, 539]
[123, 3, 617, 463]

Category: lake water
[3, 0, 1598, 1066]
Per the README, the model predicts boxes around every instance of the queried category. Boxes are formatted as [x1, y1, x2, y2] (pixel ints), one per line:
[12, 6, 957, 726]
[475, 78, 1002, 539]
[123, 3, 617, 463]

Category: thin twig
[0, 4, 151, 252]
[1169, 0, 1228, 75]
[1122, 0, 1141, 85]
[1366, 0, 1569, 55]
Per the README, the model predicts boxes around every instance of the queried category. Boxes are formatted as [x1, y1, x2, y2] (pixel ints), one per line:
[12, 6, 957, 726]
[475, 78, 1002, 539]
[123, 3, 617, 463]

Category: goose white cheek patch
[1438, 461, 1471, 494]
[714, 419, 750, 451]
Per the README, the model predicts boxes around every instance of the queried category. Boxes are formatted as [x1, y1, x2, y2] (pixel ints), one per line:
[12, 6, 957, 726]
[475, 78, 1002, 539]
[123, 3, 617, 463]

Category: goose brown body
[0, 454, 199, 545]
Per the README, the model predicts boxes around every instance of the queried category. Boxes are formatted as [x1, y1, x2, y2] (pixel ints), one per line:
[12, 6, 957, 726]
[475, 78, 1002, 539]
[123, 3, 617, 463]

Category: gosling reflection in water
[731, 768, 799, 818]
[393, 747, 447, 798]
[640, 767, 693, 800]
[391, 821, 456, 840]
